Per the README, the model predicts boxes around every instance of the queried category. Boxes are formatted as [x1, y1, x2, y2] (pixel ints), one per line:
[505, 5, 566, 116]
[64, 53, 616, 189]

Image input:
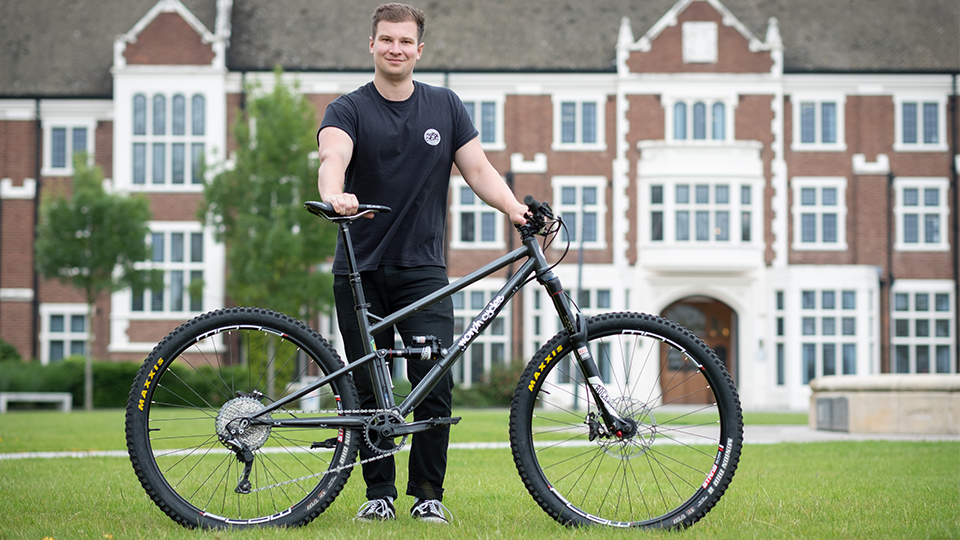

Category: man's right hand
[322, 192, 360, 216]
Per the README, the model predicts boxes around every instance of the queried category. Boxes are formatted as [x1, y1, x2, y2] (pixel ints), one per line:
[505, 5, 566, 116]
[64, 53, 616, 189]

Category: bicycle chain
[246, 408, 404, 494]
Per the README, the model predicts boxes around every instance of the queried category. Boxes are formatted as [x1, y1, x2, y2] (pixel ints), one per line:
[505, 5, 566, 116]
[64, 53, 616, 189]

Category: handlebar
[517, 195, 554, 239]
[306, 196, 554, 238]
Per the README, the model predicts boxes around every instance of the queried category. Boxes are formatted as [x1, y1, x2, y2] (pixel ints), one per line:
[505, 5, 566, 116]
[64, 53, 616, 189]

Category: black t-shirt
[320, 81, 478, 275]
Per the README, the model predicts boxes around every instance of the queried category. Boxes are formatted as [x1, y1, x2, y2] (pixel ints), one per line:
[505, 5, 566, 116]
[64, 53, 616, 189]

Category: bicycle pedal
[311, 437, 339, 449]
[428, 416, 461, 426]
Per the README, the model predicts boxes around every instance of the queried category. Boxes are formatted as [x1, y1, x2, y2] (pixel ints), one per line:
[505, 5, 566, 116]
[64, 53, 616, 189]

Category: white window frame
[42, 119, 96, 176]
[646, 179, 758, 246]
[893, 94, 948, 152]
[552, 95, 606, 151]
[894, 177, 949, 252]
[131, 221, 208, 318]
[890, 280, 954, 374]
[790, 94, 846, 151]
[667, 99, 732, 142]
[552, 176, 607, 250]
[798, 287, 861, 383]
[459, 95, 505, 151]
[39, 303, 89, 365]
[129, 91, 207, 191]
[791, 177, 848, 251]
[449, 176, 506, 250]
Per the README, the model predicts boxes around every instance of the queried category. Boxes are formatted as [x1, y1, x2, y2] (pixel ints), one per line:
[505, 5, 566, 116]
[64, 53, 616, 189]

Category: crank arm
[384, 416, 462, 437]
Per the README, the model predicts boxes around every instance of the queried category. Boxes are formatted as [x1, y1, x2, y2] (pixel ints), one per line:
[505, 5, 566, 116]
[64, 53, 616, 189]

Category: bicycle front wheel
[509, 312, 742, 529]
[125, 307, 360, 529]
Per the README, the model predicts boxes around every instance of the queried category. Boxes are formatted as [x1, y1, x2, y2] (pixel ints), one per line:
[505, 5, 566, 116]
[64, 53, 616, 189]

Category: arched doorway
[660, 296, 737, 405]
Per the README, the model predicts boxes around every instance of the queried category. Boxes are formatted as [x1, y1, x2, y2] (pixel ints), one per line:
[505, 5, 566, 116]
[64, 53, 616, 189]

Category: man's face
[369, 20, 423, 81]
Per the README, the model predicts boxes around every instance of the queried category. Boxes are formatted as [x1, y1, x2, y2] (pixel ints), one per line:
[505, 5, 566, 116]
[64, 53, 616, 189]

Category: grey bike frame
[253, 218, 627, 431]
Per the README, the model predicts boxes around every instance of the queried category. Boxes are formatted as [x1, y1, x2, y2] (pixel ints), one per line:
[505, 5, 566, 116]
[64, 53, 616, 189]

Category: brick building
[0, 0, 957, 410]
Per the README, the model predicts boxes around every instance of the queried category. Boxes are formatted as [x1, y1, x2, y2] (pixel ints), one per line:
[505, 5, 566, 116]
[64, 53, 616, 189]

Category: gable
[625, 0, 774, 74]
[122, 11, 216, 66]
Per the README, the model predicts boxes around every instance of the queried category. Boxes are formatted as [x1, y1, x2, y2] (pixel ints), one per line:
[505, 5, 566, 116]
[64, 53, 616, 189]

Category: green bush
[0, 338, 22, 361]
[0, 358, 233, 409]
[0, 358, 83, 406]
[0, 356, 530, 410]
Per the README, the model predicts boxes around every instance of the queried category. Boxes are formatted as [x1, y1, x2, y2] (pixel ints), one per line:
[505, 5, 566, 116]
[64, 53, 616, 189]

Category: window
[531, 286, 613, 386]
[649, 181, 754, 245]
[43, 121, 94, 175]
[891, 283, 953, 374]
[670, 100, 727, 141]
[131, 92, 206, 188]
[895, 96, 947, 151]
[553, 177, 606, 248]
[800, 288, 859, 383]
[462, 100, 500, 147]
[450, 178, 503, 249]
[775, 291, 785, 386]
[894, 178, 949, 251]
[553, 97, 605, 150]
[450, 285, 509, 387]
[791, 96, 845, 151]
[39, 305, 88, 365]
[791, 178, 847, 251]
[132, 227, 205, 314]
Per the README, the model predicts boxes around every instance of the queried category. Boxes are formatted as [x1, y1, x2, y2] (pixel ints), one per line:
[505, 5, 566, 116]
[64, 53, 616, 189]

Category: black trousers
[333, 266, 454, 502]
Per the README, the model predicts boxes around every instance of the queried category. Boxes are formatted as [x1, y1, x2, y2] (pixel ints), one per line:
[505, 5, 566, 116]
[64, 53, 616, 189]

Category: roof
[0, 0, 217, 98]
[227, 0, 960, 73]
[1, 0, 957, 98]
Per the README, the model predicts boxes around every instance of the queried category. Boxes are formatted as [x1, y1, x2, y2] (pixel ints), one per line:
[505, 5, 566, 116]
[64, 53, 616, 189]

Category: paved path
[0, 425, 956, 460]
[742, 424, 960, 444]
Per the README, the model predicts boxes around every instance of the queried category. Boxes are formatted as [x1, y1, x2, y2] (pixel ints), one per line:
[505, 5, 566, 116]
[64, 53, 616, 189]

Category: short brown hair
[371, 3, 425, 43]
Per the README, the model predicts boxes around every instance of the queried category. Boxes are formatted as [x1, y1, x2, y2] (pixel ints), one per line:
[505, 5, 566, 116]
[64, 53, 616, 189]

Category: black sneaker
[410, 498, 452, 524]
[355, 497, 396, 521]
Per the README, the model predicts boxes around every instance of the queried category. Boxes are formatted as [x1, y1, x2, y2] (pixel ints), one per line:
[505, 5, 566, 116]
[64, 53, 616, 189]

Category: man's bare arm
[317, 126, 359, 215]
[454, 138, 528, 225]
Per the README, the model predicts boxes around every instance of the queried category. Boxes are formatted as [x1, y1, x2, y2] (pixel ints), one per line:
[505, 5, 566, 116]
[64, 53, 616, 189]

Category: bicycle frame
[252, 205, 630, 435]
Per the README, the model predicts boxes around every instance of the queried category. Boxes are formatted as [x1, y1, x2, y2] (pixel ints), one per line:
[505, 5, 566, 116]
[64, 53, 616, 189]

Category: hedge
[0, 356, 528, 410]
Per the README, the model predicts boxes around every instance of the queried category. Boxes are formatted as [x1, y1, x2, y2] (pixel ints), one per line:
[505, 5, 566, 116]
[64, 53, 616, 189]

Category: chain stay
[245, 408, 402, 494]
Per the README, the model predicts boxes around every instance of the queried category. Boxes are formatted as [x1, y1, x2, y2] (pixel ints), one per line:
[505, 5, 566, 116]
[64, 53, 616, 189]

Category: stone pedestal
[809, 375, 960, 435]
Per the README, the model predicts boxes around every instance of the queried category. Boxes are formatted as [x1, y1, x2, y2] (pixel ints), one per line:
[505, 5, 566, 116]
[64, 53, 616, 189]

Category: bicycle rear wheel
[509, 312, 742, 529]
[125, 307, 360, 529]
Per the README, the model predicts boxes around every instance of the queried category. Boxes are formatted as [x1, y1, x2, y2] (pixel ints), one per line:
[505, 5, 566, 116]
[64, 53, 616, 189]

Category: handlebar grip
[523, 195, 540, 212]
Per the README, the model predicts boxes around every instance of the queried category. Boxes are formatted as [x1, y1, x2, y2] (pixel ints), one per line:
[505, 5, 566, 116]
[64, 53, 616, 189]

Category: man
[316, 3, 528, 524]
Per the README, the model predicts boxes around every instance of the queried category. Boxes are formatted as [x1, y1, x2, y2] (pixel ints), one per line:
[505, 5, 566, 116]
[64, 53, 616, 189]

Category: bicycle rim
[510, 312, 742, 528]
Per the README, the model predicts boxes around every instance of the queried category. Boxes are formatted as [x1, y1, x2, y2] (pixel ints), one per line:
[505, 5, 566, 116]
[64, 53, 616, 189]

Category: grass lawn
[0, 409, 957, 540]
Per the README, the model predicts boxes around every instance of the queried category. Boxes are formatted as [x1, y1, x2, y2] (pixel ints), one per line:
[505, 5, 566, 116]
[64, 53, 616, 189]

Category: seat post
[339, 221, 394, 408]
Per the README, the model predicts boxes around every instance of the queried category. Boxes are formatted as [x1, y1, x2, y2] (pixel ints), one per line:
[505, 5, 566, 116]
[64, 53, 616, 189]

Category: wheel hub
[589, 397, 657, 459]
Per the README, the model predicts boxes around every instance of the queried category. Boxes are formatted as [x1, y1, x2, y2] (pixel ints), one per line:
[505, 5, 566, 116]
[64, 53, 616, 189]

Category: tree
[200, 68, 338, 391]
[35, 153, 161, 410]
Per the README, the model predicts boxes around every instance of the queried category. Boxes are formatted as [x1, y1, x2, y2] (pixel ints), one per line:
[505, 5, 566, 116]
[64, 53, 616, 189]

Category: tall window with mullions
[132, 92, 206, 186]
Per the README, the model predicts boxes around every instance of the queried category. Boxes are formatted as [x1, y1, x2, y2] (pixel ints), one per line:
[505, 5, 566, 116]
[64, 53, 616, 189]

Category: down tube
[398, 257, 537, 417]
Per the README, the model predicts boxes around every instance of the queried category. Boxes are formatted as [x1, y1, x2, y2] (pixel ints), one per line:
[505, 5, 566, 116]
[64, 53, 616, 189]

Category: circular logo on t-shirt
[424, 128, 441, 146]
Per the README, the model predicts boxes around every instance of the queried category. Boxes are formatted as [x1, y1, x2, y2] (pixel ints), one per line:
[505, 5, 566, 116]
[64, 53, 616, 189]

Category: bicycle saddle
[304, 201, 392, 222]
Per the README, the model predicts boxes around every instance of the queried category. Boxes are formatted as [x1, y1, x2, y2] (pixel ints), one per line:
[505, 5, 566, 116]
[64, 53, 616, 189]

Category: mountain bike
[125, 196, 743, 529]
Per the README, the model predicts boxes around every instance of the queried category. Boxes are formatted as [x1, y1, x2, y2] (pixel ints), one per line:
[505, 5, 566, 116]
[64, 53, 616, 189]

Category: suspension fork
[527, 236, 635, 437]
